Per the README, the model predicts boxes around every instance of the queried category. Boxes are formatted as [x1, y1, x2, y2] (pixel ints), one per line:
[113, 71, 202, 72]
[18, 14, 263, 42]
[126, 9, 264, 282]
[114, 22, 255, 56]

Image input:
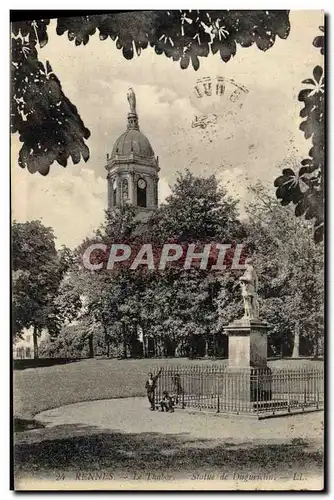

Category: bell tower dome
[105, 88, 160, 219]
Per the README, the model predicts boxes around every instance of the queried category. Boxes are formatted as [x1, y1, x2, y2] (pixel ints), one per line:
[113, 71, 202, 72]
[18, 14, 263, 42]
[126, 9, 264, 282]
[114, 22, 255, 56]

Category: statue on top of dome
[127, 87, 137, 114]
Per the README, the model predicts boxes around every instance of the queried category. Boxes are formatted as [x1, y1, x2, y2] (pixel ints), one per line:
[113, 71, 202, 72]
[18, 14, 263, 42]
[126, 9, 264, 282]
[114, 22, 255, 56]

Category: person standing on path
[145, 368, 162, 411]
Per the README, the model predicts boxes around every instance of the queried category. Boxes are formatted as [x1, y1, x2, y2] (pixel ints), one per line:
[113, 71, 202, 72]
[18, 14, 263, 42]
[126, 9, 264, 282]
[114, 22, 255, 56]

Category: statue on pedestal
[239, 258, 260, 320]
[127, 87, 137, 114]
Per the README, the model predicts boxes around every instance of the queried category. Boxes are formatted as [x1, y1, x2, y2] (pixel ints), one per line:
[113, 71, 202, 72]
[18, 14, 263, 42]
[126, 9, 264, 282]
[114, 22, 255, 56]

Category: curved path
[14, 397, 323, 489]
[33, 396, 322, 443]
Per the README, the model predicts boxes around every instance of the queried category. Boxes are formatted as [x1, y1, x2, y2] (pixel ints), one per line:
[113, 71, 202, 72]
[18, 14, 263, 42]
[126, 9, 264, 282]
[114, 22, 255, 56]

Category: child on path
[160, 390, 175, 412]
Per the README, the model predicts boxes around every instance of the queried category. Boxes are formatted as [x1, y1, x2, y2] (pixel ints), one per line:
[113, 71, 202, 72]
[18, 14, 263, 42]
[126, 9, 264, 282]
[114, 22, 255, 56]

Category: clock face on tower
[137, 178, 147, 190]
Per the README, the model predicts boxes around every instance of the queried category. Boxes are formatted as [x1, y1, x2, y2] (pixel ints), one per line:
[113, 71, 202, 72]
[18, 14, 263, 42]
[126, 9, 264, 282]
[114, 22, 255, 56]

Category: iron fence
[154, 365, 324, 416]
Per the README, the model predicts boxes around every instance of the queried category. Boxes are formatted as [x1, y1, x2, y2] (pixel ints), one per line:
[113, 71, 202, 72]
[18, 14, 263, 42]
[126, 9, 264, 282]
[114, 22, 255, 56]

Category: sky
[11, 10, 323, 248]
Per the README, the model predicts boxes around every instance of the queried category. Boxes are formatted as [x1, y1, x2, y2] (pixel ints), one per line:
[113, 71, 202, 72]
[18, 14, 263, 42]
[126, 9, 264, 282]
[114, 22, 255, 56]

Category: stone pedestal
[224, 318, 269, 369]
[223, 318, 271, 404]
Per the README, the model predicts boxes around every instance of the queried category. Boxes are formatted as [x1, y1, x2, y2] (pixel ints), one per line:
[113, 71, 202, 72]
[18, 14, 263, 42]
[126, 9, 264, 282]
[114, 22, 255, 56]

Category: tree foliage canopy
[44, 171, 244, 358]
[37, 173, 323, 360]
[12, 220, 69, 341]
[245, 183, 324, 355]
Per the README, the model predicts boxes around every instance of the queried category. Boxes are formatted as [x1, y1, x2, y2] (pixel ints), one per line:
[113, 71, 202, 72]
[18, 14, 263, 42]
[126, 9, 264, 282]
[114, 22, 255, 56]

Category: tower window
[137, 178, 147, 208]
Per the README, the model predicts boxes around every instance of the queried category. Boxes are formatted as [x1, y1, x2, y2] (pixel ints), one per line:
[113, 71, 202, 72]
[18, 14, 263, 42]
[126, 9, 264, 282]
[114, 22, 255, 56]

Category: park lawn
[13, 357, 324, 420]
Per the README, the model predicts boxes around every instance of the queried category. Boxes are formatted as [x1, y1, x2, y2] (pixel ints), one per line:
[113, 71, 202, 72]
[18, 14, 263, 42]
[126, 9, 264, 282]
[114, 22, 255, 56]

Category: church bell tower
[105, 88, 160, 219]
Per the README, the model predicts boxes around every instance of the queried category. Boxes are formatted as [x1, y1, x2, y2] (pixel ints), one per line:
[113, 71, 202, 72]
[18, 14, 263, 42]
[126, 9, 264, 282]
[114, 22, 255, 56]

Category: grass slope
[13, 357, 324, 420]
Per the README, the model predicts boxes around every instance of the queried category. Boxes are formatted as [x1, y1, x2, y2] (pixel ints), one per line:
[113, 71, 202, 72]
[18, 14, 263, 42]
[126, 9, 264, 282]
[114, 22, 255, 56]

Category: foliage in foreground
[274, 26, 324, 243]
[11, 11, 290, 174]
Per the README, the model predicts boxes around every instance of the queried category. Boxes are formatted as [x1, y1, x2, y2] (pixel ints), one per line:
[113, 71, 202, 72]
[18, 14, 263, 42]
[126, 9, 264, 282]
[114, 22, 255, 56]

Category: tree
[157, 169, 243, 242]
[139, 170, 245, 357]
[274, 26, 324, 243]
[53, 204, 146, 358]
[52, 254, 100, 358]
[39, 321, 101, 359]
[52, 171, 245, 359]
[11, 11, 290, 174]
[12, 220, 65, 357]
[245, 183, 324, 357]
[48, 174, 324, 361]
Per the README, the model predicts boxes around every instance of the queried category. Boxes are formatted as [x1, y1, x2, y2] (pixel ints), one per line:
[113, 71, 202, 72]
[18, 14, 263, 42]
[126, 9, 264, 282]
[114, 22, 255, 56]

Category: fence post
[302, 368, 306, 410]
[256, 370, 259, 417]
[287, 369, 291, 413]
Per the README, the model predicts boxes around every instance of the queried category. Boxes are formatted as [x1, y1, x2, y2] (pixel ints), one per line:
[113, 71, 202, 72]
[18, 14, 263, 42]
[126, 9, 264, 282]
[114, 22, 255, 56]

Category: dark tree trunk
[122, 324, 127, 358]
[104, 328, 110, 357]
[313, 335, 319, 359]
[88, 333, 94, 358]
[33, 325, 39, 359]
[170, 337, 177, 357]
[204, 338, 209, 358]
